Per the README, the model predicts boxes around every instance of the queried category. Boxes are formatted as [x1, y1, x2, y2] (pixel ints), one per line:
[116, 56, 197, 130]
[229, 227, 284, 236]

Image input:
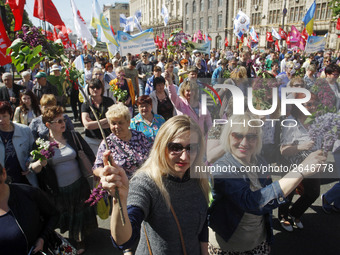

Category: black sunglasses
[89, 86, 102, 89]
[50, 118, 65, 124]
[231, 132, 258, 143]
[167, 142, 199, 155]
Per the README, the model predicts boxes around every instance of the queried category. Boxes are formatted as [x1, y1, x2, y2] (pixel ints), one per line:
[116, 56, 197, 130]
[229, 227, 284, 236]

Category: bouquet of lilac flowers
[309, 113, 340, 152]
[30, 138, 59, 161]
[85, 182, 107, 206]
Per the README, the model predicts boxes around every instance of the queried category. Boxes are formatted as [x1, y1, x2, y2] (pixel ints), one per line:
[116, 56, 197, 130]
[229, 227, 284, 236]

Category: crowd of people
[0, 45, 340, 255]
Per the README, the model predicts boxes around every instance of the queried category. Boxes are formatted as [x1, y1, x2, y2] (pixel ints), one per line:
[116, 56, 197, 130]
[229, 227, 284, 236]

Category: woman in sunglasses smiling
[99, 115, 210, 254]
[208, 112, 326, 255]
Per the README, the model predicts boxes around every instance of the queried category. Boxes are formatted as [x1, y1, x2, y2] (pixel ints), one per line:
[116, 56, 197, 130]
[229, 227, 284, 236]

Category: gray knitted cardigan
[127, 172, 208, 255]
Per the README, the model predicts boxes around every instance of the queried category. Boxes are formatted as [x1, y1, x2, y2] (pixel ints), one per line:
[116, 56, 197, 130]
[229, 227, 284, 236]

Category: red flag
[301, 28, 308, 41]
[286, 32, 291, 44]
[6, 0, 26, 31]
[33, 0, 66, 33]
[110, 25, 115, 35]
[0, 18, 12, 65]
[278, 27, 287, 40]
[337, 17, 340, 30]
[53, 27, 58, 41]
[275, 40, 280, 52]
[225, 37, 229, 47]
[266, 32, 273, 42]
[42, 30, 53, 40]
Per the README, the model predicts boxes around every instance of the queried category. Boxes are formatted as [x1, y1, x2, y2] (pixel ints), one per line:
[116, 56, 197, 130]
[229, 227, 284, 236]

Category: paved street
[64, 108, 340, 255]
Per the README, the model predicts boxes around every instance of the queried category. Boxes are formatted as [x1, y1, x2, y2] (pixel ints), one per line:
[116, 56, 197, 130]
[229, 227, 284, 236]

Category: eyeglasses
[50, 118, 65, 124]
[142, 55, 147, 57]
[167, 142, 199, 155]
[89, 86, 102, 90]
[231, 132, 258, 143]
[93, 73, 103, 76]
[291, 84, 305, 88]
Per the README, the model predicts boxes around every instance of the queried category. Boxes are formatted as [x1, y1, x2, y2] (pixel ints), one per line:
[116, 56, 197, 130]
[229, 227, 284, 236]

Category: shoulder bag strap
[143, 223, 153, 255]
[71, 131, 83, 150]
[170, 204, 187, 255]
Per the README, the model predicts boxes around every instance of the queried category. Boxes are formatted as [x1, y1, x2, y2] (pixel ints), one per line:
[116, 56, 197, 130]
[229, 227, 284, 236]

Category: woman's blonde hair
[220, 112, 263, 162]
[230, 66, 247, 79]
[105, 103, 131, 123]
[40, 94, 57, 107]
[179, 80, 199, 101]
[115, 66, 125, 74]
[136, 115, 210, 208]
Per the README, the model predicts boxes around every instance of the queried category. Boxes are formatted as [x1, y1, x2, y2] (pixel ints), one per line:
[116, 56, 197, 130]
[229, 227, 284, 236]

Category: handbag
[143, 204, 187, 255]
[95, 181, 110, 220]
[46, 230, 77, 255]
[71, 131, 93, 178]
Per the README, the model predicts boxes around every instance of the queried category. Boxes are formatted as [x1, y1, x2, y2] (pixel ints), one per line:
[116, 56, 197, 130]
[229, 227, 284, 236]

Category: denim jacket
[208, 152, 286, 245]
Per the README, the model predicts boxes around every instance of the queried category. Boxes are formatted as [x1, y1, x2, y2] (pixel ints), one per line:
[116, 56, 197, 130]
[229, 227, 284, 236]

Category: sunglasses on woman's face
[50, 118, 66, 124]
[231, 132, 258, 143]
[167, 142, 199, 155]
[89, 85, 102, 90]
[291, 83, 304, 88]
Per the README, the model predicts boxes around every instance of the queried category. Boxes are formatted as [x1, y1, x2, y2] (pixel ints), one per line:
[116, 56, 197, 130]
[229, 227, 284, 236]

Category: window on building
[315, 3, 321, 19]
[193, 1, 196, 13]
[258, 13, 261, 25]
[193, 19, 196, 31]
[200, 0, 204, 11]
[269, 10, 273, 24]
[208, 16, 212, 29]
[208, 0, 212, 9]
[276, 10, 281, 23]
[326, 4, 332, 19]
[200, 17, 204, 29]
[321, 3, 326, 19]
[185, 19, 189, 31]
[185, 3, 188, 15]
[299, 6, 304, 21]
[216, 36, 222, 49]
[289, 7, 294, 22]
[218, 0, 223, 7]
[294, 7, 299, 22]
[237, 0, 245, 9]
[218, 14, 222, 28]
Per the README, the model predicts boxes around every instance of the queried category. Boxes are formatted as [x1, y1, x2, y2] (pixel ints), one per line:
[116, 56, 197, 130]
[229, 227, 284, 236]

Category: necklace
[0, 131, 13, 143]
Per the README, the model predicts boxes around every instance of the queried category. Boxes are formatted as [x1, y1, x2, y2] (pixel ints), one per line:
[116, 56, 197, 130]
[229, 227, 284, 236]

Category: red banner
[0, 18, 12, 65]
[337, 17, 340, 30]
[279, 27, 287, 40]
[225, 37, 229, 47]
[6, 0, 26, 31]
[266, 32, 273, 42]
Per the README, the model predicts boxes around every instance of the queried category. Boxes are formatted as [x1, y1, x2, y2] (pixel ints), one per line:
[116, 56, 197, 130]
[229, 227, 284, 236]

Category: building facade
[130, 0, 183, 38]
[103, 3, 130, 34]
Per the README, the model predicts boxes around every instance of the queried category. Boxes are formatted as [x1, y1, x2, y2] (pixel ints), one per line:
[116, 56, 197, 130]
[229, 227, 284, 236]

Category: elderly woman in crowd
[93, 103, 151, 180]
[29, 94, 74, 140]
[17, 71, 34, 90]
[109, 67, 135, 115]
[81, 78, 114, 155]
[99, 115, 210, 254]
[278, 93, 321, 232]
[13, 89, 41, 126]
[30, 106, 97, 255]
[149, 76, 175, 120]
[208, 112, 326, 255]
[0, 164, 59, 255]
[130, 95, 165, 143]
[166, 70, 212, 136]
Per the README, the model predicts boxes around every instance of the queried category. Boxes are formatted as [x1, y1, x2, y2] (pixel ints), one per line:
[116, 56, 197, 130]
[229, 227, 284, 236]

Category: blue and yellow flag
[302, 1, 316, 36]
[91, 0, 118, 47]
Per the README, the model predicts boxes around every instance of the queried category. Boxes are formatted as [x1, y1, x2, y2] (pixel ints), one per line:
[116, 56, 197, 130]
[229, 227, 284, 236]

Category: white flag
[249, 27, 258, 42]
[233, 11, 250, 39]
[70, 0, 96, 47]
[272, 27, 281, 40]
[161, 4, 169, 26]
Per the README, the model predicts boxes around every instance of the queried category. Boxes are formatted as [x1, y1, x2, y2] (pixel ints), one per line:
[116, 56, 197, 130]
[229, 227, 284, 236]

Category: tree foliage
[330, 0, 340, 17]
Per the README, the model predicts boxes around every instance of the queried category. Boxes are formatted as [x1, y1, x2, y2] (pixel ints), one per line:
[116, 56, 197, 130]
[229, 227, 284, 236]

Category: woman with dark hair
[13, 90, 41, 126]
[149, 76, 175, 121]
[0, 101, 35, 186]
[30, 106, 97, 254]
[81, 78, 114, 155]
[103, 62, 116, 98]
[0, 164, 59, 255]
[278, 92, 321, 232]
[130, 95, 165, 143]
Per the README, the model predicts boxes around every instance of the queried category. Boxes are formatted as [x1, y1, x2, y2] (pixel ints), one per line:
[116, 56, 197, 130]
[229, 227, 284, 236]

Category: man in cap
[0, 73, 24, 108]
[32, 72, 58, 102]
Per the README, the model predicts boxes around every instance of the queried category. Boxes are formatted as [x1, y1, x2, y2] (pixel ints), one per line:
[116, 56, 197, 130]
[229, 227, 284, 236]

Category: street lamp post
[281, 0, 287, 47]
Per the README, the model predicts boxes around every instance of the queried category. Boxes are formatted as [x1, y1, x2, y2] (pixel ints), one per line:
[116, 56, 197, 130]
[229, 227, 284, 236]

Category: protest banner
[117, 28, 156, 56]
[304, 35, 326, 53]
